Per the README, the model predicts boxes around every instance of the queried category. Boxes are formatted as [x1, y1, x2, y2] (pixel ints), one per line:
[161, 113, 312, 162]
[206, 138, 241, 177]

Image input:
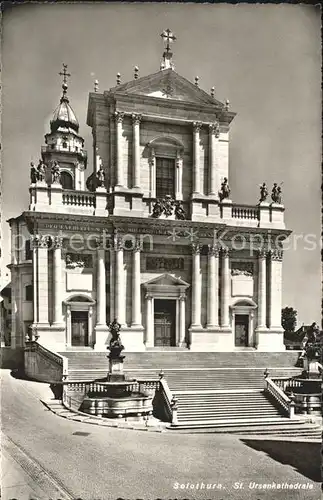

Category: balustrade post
[171, 396, 178, 425]
[289, 392, 295, 419]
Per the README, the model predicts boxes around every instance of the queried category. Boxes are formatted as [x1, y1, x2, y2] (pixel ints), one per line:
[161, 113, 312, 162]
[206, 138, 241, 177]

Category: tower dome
[50, 81, 79, 134]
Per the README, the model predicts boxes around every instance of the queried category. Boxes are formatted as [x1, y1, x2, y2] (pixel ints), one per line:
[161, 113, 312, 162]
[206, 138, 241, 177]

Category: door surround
[142, 273, 190, 347]
[230, 298, 257, 348]
[63, 294, 96, 348]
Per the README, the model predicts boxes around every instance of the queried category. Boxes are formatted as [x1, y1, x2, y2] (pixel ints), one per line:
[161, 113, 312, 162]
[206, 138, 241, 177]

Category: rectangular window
[25, 240, 32, 261]
[25, 285, 33, 302]
[156, 157, 175, 199]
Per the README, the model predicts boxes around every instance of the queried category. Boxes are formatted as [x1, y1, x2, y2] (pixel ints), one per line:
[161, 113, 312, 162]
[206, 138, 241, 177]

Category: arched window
[61, 171, 74, 190]
[25, 285, 33, 302]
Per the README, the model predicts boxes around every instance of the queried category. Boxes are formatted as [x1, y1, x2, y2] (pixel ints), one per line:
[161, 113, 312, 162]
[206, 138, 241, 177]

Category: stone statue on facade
[37, 159, 46, 182]
[271, 183, 282, 204]
[152, 199, 164, 218]
[174, 201, 186, 220]
[51, 161, 61, 184]
[219, 177, 231, 201]
[163, 195, 175, 216]
[259, 182, 268, 202]
[96, 166, 106, 188]
[30, 162, 38, 184]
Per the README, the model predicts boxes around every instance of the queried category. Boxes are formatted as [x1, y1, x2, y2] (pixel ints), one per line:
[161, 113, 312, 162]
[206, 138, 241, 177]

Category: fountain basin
[286, 378, 321, 415]
[80, 392, 153, 418]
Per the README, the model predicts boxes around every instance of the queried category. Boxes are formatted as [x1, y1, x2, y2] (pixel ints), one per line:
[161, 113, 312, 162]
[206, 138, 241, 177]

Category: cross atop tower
[59, 63, 71, 85]
[59, 64, 71, 101]
[160, 29, 176, 71]
[160, 29, 176, 53]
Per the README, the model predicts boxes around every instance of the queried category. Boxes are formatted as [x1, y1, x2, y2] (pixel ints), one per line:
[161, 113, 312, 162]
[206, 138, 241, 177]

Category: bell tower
[41, 64, 87, 190]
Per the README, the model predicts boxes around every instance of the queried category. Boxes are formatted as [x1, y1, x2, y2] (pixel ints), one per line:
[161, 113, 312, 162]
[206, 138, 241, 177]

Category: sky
[1, 3, 321, 325]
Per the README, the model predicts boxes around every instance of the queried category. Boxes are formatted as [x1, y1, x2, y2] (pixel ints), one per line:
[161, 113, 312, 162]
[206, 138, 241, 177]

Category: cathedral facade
[9, 33, 290, 353]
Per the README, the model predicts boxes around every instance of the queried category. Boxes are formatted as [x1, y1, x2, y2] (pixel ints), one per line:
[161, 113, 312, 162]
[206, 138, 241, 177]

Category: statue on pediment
[271, 183, 282, 204]
[259, 182, 268, 202]
[96, 166, 106, 188]
[51, 161, 61, 184]
[37, 159, 46, 182]
[30, 162, 38, 184]
[219, 177, 230, 201]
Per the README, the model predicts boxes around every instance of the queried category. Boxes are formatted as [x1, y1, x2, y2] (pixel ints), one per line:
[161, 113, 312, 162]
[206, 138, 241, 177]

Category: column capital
[191, 242, 201, 255]
[208, 243, 220, 257]
[179, 293, 186, 302]
[269, 249, 283, 261]
[51, 235, 64, 249]
[193, 121, 203, 132]
[31, 234, 50, 248]
[209, 122, 220, 138]
[257, 248, 267, 259]
[131, 113, 142, 125]
[94, 235, 106, 250]
[114, 111, 125, 123]
[133, 238, 142, 252]
[114, 234, 124, 251]
[220, 246, 230, 257]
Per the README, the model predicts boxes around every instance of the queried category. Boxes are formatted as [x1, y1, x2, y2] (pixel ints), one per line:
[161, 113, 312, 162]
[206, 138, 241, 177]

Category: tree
[281, 307, 297, 333]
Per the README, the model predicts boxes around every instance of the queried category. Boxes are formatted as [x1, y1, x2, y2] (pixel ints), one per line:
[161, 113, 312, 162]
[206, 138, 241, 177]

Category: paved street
[1, 369, 320, 500]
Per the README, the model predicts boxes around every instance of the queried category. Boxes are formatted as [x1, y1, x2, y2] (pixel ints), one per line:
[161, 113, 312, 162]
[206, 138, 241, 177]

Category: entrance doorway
[235, 314, 249, 347]
[154, 299, 176, 347]
[71, 311, 89, 346]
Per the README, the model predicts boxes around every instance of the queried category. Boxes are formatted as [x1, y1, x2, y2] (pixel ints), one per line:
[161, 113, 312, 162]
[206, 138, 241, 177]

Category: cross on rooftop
[161, 29, 176, 53]
[59, 64, 71, 85]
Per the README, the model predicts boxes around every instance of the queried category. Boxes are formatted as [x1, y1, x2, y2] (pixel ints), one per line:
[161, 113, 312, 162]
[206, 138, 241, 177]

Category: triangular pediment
[110, 69, 223, 107]
[143, 273, 189, 288]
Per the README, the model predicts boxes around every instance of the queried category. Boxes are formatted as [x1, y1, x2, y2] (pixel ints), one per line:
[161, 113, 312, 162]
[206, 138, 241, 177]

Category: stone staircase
[57, 350, 321, 438]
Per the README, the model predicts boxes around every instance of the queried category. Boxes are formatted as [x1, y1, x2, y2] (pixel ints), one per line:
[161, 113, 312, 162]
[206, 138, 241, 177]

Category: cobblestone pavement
[1, 369, 320, 500]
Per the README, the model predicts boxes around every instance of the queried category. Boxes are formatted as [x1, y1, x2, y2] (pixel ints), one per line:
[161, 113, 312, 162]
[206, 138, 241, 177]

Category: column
[257, 249, 267, 329]
[115, 111, 125, 187]
[109, 249, 115, 321]
[132, 240, 142, 326]
[96, 242, 106, 326]
[52, 236, 63, 325]
[66, 306, 72, 346]
[37, 235, 49, 325]
[31, 238, 38, 324]
[179, 295, 186, 345]
[269, 249, 283, 329]
[149, 149, 156, 198]
[175, 151, 183, 201]
[132, 113, 142, 188]
[191, 243, 201, 327]
[208, 122, 220, 195]
[192, 122, 202, 194]
[220, 248, 230, 328]
[115, 236, 125, 325]
[207, 244, 219, 328]
[145, 294, 153, 346]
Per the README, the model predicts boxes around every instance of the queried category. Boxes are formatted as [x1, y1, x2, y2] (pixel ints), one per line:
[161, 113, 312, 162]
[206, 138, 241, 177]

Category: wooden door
[154, 300, 176, 347]
[71, 311, 89, 346]
[235, 314, 249, 347]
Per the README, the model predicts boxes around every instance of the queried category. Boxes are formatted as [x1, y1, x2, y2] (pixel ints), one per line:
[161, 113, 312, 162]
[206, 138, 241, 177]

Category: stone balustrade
[265, 377, 294, 418]
[232, 204, 259, 220]
[62, 190, 96, 208]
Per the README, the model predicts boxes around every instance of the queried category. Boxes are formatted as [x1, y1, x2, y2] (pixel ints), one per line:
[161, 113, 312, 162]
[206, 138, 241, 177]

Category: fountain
[80, 320, 153, 419]
[285, 323, 322, 415]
